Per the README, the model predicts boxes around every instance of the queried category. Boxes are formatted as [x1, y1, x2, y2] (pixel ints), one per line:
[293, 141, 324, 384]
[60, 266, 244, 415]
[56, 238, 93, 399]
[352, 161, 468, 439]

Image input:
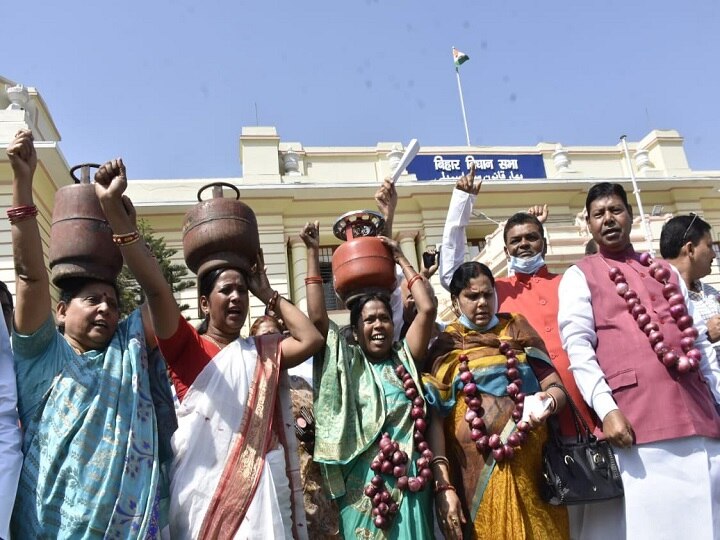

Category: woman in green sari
[425, 262, 570, 539]
[301, 221, 437, 539]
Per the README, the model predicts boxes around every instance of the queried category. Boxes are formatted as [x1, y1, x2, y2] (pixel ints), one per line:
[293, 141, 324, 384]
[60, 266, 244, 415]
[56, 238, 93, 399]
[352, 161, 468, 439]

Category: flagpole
[620, 135, 655, 256]
[455, 67, 471, 146]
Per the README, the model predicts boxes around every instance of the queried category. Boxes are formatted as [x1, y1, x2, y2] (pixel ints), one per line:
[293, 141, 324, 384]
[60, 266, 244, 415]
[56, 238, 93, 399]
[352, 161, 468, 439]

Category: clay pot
[49, 164, 122, 286]
[182, 182, 259, 278]
[331, 210, 396, 305]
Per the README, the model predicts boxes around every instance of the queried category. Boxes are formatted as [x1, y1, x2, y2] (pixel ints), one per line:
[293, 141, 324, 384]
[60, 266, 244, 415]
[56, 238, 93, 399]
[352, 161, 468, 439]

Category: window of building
[318, 246, 343, 311]
[467, 238, 487, 260]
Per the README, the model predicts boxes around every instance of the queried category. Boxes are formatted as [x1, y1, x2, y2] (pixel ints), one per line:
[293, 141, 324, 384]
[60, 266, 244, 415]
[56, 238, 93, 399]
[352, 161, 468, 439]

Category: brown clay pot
[49, 164, 122, 286]
[182, 182, 259, 279]
[331, 210, 396, 304]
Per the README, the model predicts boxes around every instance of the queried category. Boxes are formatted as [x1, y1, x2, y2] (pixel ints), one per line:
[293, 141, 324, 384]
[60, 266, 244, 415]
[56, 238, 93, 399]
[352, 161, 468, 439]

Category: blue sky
[3, 0, 719, 179]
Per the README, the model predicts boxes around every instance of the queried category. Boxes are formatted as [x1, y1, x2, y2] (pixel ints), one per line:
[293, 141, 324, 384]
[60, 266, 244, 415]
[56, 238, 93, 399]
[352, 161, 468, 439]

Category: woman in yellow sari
[425, 262, 569, 539]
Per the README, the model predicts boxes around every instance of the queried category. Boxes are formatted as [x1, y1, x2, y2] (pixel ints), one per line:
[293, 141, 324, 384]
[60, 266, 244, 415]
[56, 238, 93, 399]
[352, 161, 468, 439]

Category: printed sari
[314, 321, 433, 539]
[424, 314, 568, 539]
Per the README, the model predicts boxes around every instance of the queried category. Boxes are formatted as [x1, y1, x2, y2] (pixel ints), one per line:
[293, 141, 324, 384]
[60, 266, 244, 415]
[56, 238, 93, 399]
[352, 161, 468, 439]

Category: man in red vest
[558, 182, 720, 539]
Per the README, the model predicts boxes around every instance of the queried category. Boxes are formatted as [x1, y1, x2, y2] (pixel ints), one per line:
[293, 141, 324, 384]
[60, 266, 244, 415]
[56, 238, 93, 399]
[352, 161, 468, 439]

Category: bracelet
[406, 273, 424, 291]
[546, 390, 558, 414]
[434, 483, 457, 494]
[7, 204, 38, 224]
[304, 276, 323, 285]
[265, 290, 280, 315]
[430, 455, 450, 468]
[112, 230, 141, 246]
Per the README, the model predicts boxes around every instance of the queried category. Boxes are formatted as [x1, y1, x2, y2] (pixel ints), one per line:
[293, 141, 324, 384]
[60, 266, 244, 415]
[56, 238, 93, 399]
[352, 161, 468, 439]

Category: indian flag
[453, 47, 469, 67]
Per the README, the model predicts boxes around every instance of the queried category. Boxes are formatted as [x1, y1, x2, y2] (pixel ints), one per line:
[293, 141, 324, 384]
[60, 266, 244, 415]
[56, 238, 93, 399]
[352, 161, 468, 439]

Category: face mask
[459, 313, 499, 332]
[508, 252, 545, 275]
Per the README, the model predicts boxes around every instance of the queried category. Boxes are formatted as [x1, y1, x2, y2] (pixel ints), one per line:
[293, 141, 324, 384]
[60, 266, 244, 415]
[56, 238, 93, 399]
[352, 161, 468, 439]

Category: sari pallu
[168, 334, 307, 540]
[424, 314, 568, 540]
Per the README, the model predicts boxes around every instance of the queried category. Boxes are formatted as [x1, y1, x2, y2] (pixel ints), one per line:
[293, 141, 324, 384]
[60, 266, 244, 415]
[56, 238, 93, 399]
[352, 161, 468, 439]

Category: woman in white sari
[95, 162, 324, 539]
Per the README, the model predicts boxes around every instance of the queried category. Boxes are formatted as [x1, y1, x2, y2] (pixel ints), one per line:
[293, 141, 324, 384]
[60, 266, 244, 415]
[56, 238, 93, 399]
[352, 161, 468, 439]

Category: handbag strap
[546, 382, 594, 442]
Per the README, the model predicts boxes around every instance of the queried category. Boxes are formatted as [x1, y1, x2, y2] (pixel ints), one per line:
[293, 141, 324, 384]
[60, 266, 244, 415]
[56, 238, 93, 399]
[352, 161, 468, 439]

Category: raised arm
[300, 221, 329, 338]
[94, 160, 180, 340]
[245, 250, 323, 369]
[6, 130, 51, 334]
[439, 164, 481, 291]
[381, 237, 436, 365]
[374, 177, 397, 238]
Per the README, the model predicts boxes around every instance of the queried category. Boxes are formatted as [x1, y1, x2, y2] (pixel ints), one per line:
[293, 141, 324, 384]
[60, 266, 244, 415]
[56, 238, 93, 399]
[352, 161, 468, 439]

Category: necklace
[607, 252, 700, 374]
[363, 363, 433, 530]
[459, 346, 532, 463]
[202, 333, 226, 350]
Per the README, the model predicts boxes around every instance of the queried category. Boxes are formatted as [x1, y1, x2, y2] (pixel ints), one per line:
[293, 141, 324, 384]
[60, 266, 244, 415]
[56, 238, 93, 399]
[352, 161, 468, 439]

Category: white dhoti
[571, 436, 720, 540]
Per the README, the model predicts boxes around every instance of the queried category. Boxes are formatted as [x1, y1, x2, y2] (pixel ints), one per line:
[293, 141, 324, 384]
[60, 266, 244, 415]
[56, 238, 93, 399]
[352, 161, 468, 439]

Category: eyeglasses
[682, 212, 699, 241]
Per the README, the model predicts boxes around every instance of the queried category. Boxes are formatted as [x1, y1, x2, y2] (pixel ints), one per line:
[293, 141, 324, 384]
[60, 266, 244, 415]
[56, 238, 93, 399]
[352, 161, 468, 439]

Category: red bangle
[434, 483, 457, 494]
[304, 276, 323, 285]
[7, 204, 38, 224]
[112, 230, 141, 246]
[407, 273, 424, 291]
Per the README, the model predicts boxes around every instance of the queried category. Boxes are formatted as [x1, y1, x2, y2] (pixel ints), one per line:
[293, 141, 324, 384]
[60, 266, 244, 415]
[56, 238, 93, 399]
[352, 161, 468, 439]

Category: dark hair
[449, 262, 495, 298]
[585, 182, 632, 216]
[58, 278, 120, 308]
[660, 214, 712, 259]
[503, 212, 544, 244]
[349, 293, 393, 331]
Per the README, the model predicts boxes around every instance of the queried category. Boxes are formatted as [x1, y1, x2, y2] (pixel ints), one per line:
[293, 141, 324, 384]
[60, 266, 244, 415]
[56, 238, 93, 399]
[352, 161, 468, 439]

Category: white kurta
[168, 338, 294, 540]
[0, 321, 21, 540]
[558, 264, 720, 539]
[439, 188, 476, 291]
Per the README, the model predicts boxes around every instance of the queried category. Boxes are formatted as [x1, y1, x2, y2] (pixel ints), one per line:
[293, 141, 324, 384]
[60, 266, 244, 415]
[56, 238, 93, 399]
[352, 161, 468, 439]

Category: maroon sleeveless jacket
[576, 248, 720, 444]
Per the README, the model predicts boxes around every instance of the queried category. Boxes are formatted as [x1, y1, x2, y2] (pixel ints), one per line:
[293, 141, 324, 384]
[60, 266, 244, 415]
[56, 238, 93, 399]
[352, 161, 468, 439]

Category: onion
[470, 428, 482, 441]
[512, 410, 522, 421]
[687, 348, 702, 362]
[475, 436, 489, 452]
[402, 372, 412, 382]
[413, 430, 424, 443]
[513, 378, 524, 388]
[392, 441, 399, 452]
[396, 476, 408, 490]
[463, 383, 478, 396]
[492, 447, 506, 461]
[643, 322, 660, 335]
[393, 465, 405, 478]
[668, 293, 685, 306]
[468, 397, 482, 410]
[460, 371, 473, 384]
[682, 327, 699, 340]
[414, 418, 427, 432]
[488, 434, 501, 449]
[608, 267, 622, 281]
[613, 274, 627, 284]
[676, 315, 693, 330]
[378, 502, 389, 516]
[616, 282, 629, 296]
[632, 304, 647, 318]
[687, 357, 700, 371]
[516, 421, 530, 433]
[392, 450, 404, 465]
[503, 444, 515, 459]
[364, 485, 378, 498]
[459, 354, 469, 362]
[507, 367, 520, 380]
[506, 383, 519, 396]
[498, 342, 511, 354]
[381, 460, 393, 474]
[505, 348, 516, 358]
[507, 432, 521, 447]
[420, 467, 433, 480]
[417, 441, 429, 452]
[389, 502, 399, 515]
[627, 297, 641, 310]
[374, 515, 388, 529]
[506, 357, 517, 368]
[422, 448, 433, 460]
[465, 409, 478, 423]
[416, 457, 429, 469]
[405, 388, 418, 400]
[663, 282, 679, 299]
[676, 356, 691, 374]
[373, 492, 383, 506]
[654, 267, 671, 282]
[636, 314, 651, 328]
[639, 252, 652, 265]
[649, 261, 662, 277]
[648, 331, 664, 346]
[372, 507, 380, 517]
[624, 289, 638, 300]
[680, 336, 695, 352]
[653, 341, 668, 356]
[403, 378, 415, 390]
[458, 362, 469, 372]
[471, 417, 485, 430]
[408, 478, 422, 492]
[662, 351, 678, 368]
[411, 406, 425, 420]
[515, 392, 526, 402]
[395, 365, 406, 377]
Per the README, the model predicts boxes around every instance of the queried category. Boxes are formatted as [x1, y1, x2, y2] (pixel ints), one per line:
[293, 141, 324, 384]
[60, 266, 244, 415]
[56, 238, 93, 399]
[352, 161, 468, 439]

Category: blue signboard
[406, 153, 546, 181]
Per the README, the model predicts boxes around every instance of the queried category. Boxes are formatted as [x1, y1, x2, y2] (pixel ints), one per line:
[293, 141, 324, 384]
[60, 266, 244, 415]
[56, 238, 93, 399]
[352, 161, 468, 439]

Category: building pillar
[288, 237, 308, 311]
[396, 231, 419, 273]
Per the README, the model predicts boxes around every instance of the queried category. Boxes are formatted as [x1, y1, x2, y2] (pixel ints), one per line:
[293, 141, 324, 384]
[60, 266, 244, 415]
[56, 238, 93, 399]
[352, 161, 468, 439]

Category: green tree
[117, 219, 194, 317]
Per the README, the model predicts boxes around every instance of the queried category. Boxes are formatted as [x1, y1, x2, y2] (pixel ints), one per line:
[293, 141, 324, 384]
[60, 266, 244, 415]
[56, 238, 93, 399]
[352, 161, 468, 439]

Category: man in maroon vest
[558, 182, 720, 539]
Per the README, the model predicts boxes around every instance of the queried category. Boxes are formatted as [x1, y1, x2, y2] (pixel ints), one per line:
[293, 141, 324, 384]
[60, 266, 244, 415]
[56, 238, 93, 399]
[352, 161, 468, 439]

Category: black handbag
[540, 384, 624, 505]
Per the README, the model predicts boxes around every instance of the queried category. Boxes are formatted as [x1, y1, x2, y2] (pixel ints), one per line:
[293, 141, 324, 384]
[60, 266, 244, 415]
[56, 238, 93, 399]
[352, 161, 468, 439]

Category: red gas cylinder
[49, 164, 123, 286]
[182, 182, 260, 279]
[331, 210, 396, 305]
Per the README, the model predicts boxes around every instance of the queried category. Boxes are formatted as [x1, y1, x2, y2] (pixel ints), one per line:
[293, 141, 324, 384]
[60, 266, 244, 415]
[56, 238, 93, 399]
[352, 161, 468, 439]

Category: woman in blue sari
[8, 131, 176, 538]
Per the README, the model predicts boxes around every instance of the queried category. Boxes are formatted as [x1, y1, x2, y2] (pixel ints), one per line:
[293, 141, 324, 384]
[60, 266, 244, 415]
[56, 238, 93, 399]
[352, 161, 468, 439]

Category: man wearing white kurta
[558, 183, 720, 539]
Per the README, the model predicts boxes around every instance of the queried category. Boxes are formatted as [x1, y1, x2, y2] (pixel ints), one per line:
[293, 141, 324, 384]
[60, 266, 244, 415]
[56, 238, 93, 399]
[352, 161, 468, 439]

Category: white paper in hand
[521, 394, 553, 423]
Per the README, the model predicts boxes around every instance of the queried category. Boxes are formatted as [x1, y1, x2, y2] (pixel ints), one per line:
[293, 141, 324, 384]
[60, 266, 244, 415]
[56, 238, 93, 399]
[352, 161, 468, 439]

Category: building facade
[2, 77, 720, 331]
